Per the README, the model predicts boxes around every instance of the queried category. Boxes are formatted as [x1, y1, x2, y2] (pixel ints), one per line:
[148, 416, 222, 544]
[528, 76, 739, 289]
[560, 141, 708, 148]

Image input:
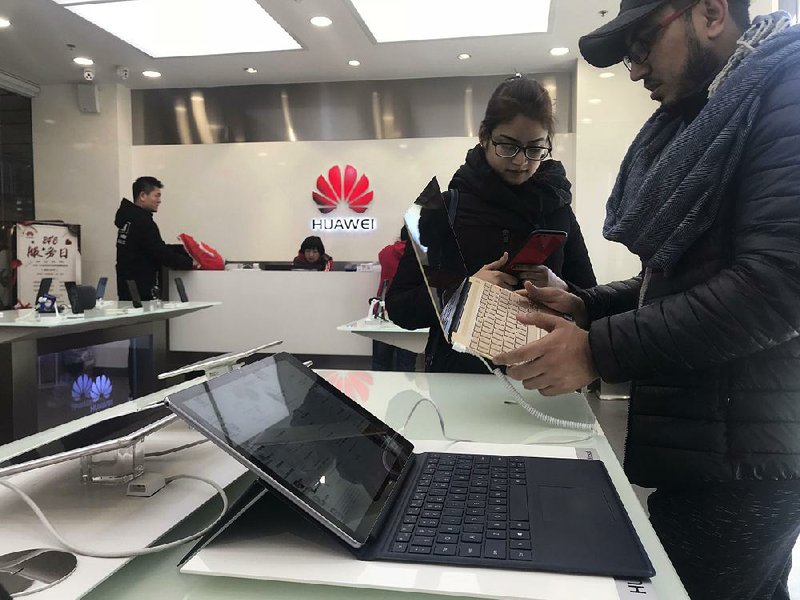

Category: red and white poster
[15, 222, 81, 307]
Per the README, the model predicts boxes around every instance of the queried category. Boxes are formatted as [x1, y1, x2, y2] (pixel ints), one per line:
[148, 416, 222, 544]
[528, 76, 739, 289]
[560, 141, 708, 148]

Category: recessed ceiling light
[457, 53, 471, 60]
[244, 67, 258, 73]
[62, 0, 301, 58]
[310, 16, 332, 27]
[581, 118, 593, 124]
[0, 17, 10, 28]
[588, 98, 603, 104]
[142, 70, 161, 78]
[348, 59, 361, 67]
[351, 0, 550, 42]
[549, 47, 569, 56]
[73, 57, 94, 66]
[599, 72, 615, 79]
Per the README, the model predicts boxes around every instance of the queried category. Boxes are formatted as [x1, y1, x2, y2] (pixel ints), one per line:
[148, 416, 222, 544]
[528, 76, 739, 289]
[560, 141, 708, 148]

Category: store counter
[0, 370, 688, 599]
[167, 271, 380, 355]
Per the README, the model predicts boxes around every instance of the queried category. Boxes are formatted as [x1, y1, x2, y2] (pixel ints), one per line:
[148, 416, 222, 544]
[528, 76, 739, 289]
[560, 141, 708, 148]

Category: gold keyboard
[470, 284, 539, 358]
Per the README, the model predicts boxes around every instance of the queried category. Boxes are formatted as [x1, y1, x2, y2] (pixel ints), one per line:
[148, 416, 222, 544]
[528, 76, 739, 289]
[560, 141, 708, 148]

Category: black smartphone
[502, 230, 568, 273]
[63, 281, 82, 314]
[95, 276, 108, 300]
[36, 277, 53, 299]
[174, 277, 189, 303]
[126, 280, 143, 308]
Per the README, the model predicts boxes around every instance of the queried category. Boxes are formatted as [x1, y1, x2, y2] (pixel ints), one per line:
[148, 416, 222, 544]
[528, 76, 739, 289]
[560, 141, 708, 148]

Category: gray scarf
[603, 13, 800, 271]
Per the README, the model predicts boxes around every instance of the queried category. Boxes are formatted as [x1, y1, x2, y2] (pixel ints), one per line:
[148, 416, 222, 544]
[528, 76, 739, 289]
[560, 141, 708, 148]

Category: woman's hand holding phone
[474, 252, 519, 290]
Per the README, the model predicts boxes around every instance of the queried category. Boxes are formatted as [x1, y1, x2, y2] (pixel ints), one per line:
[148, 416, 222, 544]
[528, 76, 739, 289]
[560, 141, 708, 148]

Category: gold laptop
[404, 178, 554, 361]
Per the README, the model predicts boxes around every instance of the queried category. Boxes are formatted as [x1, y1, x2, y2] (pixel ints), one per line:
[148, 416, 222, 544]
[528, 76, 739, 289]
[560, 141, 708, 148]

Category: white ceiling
[0, 0, 618, 89]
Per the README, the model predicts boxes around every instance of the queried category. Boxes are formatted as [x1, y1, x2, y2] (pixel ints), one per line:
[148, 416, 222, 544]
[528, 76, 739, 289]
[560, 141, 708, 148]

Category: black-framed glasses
[490, 139, 551, 161]
[623, 0, 700, 70]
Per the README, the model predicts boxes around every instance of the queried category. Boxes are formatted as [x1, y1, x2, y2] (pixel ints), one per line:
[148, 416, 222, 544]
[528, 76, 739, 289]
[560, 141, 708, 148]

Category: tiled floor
[588, 395, 800, 598]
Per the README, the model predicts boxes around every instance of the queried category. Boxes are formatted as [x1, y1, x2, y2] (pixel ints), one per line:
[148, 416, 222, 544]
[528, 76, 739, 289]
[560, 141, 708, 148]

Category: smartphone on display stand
[95, 277, 108, 301]
[174, 277, 189, 303]
[126, 280, 143, 309]
[36, 277, 53, 300]
[63, 281, 82, 314]
[502, 230, 567, 273]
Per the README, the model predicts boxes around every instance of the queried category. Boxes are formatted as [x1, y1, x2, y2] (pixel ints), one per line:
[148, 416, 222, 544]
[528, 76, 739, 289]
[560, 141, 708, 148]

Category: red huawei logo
[312, 165, 373, 214]
[323, 371, 373, 404]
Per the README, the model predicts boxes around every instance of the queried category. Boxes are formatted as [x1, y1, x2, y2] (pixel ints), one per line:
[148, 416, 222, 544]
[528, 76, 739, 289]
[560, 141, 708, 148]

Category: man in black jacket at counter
[115, 176, 195, 300]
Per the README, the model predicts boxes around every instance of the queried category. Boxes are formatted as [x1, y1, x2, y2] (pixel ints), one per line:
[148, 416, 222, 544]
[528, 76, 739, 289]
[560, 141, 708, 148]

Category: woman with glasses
[387, 76, 596, 373]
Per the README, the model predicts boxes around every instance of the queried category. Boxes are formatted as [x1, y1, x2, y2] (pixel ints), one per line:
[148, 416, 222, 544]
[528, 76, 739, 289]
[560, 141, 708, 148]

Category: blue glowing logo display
[91, 375, 113, 401]
[71, 374, 93, 401]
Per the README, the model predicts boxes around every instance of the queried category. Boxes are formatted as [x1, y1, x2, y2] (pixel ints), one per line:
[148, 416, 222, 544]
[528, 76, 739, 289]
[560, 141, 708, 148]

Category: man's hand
[516, 281, 589, 328]
[474, 252, 518, 290]
[493, 311, 599, 396]
[514, 265, 568, 290]
[192, 259, 201, 269]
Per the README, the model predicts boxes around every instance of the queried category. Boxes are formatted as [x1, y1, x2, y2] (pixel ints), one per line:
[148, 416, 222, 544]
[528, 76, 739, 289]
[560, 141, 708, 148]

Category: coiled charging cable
[476, 356, 597, 433]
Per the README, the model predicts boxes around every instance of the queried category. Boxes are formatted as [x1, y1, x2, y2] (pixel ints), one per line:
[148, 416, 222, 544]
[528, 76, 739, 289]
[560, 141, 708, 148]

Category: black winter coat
[578, 62, 800, 489]
[114, 199, 193, 300]
[388, 146, 596, 373]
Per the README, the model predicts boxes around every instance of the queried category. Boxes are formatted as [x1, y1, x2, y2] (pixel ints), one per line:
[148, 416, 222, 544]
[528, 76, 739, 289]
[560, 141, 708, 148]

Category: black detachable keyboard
[388, 453, 532, 561]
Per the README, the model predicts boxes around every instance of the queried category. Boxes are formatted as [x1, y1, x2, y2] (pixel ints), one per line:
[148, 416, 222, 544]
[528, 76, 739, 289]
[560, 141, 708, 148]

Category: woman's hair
[299, 235, 326, 256]
[478, 76, 555, 143]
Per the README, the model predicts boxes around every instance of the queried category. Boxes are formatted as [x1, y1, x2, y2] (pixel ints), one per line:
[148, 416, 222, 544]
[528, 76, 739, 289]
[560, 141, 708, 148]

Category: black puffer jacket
[114, 199, 193, 300]
[388, 146, 596, 373]
[580, 63, 800, 488]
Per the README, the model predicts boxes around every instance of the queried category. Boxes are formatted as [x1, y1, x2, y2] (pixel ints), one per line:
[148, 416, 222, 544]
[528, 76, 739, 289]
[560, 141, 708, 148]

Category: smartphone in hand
[502, 230, 567, 273]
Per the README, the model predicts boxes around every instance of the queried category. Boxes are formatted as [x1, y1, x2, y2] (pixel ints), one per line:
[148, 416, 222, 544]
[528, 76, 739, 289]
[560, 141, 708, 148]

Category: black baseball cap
[579, 0, 671, 67]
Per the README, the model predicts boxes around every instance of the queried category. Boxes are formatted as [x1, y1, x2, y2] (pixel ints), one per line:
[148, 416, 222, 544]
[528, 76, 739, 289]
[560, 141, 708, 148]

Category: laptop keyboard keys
[459, 543, 482, 558]
[483, 539, 506, 559]
[433, 544, 457, 556]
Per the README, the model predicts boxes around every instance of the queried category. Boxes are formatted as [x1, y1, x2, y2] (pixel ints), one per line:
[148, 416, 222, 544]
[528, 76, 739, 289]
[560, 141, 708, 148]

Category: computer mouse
[0, 549, 77, 594]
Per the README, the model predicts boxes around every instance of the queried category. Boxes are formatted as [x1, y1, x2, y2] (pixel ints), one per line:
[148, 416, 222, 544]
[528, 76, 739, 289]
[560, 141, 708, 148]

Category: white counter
[168, 271, 380, 355]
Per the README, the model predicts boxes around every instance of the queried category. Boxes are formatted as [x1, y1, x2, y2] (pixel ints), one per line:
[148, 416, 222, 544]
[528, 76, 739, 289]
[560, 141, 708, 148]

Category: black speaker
[73, 285, 97, 313]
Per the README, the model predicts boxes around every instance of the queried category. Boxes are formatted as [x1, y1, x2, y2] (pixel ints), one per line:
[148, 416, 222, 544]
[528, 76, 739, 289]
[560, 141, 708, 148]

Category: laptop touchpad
[538, 485, 616, 523]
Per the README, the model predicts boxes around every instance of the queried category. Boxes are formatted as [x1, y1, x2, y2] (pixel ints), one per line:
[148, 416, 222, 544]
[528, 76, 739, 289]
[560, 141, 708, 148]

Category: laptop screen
[166, 353, 415, 545]
[404, 177, 470, 338]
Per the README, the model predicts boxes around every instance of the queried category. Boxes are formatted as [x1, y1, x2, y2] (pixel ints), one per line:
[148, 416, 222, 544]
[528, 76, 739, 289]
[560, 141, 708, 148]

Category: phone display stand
[366, 298, 387, 321]
[157, 340, 284, 381]
[79, 439, 144, 484]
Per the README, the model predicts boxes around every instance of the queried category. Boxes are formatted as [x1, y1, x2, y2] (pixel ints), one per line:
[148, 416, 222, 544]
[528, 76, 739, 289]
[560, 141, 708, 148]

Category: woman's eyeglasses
[491, 139, 551, 161]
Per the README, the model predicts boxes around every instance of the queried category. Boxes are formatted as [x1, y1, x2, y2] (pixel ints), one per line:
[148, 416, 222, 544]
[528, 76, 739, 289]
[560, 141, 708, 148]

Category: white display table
[0, 370, 687, 600]
[337, 317, 429, 353]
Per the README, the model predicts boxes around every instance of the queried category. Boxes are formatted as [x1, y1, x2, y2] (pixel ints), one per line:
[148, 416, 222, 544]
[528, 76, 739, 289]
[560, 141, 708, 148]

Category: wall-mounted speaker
[76, 84, 100, 114]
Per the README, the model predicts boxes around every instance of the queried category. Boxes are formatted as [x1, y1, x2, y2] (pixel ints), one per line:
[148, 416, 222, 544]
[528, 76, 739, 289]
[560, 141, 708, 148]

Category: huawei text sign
[310, 165, 377, 232]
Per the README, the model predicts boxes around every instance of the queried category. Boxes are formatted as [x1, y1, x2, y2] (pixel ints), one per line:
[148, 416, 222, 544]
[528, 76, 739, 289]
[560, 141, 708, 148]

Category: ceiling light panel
[350, 0, 550, 42]
[62, 0, 300, 58]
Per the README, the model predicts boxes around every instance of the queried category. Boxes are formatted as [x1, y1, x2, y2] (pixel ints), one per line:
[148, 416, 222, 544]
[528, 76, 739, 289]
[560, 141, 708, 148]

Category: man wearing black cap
[495, 2, 800, 598]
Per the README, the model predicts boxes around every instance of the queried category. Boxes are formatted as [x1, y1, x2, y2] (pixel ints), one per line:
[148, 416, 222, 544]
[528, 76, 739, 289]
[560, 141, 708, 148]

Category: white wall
[572, 60, 655, 285]
[32, 83, 132, 296]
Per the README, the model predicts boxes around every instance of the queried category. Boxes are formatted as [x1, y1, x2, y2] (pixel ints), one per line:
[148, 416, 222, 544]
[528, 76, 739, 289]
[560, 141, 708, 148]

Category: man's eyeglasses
[490, 139, 551, 161]
[623, 0, 700, 70]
